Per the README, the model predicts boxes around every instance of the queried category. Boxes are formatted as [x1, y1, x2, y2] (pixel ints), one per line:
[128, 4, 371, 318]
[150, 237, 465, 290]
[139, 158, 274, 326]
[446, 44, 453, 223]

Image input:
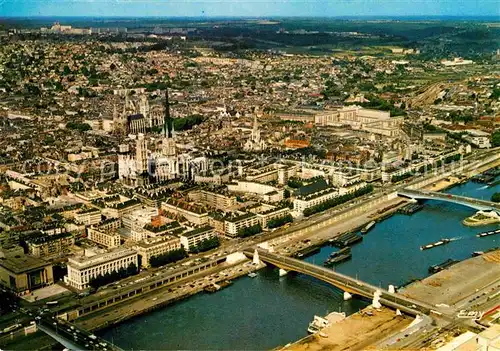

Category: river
[99, 178, 499, 350]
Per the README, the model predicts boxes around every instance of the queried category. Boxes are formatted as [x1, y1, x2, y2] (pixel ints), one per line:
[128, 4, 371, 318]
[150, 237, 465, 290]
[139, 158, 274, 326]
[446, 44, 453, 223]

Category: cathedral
[118, 89, 208, 187]
[106, 94, 165, 135]
[244, 113, 267, 152]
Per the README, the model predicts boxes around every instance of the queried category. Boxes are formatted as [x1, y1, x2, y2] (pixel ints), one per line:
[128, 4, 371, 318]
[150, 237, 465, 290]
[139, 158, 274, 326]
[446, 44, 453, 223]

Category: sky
[0, 0, 498, 18]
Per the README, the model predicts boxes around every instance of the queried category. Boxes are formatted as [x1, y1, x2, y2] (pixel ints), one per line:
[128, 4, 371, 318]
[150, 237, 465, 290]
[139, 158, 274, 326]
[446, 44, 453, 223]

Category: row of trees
[391, 154, 462, 183]
[492, 193, 500, 203]
[350, 94, 407, 117]
[173, 114, 205, 131]
[66, 121, 91, 132]
[303, 185, 374, 217]
[391, 172, 413, 183]
[267, 214, 293, 229]
[149, 248, 188, 268]
[492, 131, 500, 148]
[190, 237, 221, 254]
[151, 115, 206, 134]
[88, 263, 138, 290]
[287, 178, 305, 189]
[237, 224, 263, 238]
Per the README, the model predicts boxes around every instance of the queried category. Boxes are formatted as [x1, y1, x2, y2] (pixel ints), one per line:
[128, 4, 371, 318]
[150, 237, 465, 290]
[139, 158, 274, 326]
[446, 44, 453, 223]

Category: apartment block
[65, 248, 138, 290]
[133, 236, 182, 268]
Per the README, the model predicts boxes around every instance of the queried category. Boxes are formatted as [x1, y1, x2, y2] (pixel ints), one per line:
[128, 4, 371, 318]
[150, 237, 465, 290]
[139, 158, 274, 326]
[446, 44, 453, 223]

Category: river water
[99, 179, 499, 350]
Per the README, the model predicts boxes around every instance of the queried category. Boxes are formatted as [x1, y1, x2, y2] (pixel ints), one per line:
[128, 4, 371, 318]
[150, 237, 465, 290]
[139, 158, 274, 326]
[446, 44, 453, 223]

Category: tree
[66, 122, 91, 132]
[267, 214, 293, 229]
[303, 185, 374, 217]
[88, 262, 138, 290]
[491, 130, 500, 147]
[237, 224, 263, 238]
[491, 193, 500, 203]
[190, 237, 220, 254]
[149, 248, 188, 268]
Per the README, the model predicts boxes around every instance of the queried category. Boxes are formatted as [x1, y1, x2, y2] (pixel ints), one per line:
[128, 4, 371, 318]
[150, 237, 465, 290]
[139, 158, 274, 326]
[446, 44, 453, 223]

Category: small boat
[428, 259, 459, 273]
[204, 280, 232, 293]
[329, 247, 351, 259]
[420, 238, 451, 251]
[307, 311, 345, 334]
[307, 315, 329, 334]
[324, 253, 352, 266]
[248, 272, 257, 278]
[307, 323, 321, 334]
[361, 221, 376, 234]
[476, 229, 500, 238]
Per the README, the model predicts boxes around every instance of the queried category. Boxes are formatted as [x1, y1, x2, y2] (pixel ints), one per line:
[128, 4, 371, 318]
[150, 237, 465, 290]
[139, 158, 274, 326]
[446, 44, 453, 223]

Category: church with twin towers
[117, 89, 208, 186]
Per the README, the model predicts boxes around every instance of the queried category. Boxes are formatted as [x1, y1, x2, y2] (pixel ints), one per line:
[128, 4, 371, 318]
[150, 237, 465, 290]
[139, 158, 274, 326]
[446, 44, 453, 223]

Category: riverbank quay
[281, 250, 500, 351]
[401, 250, 500, 310]
[75, 259, 264, 332]
[0, 257, 265, 350]
[280, 306, 411, 351]
[5, 151, 500, 350]
[272, 197, 409, 257]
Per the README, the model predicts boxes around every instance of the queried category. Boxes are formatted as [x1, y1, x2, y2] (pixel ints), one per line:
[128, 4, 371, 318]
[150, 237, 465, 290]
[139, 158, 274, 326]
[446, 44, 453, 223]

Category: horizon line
[1, 14, 499, 20]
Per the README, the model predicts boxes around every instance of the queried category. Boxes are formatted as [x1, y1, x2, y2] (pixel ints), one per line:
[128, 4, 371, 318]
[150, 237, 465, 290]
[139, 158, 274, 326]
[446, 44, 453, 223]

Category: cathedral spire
[164, 88, 173, 138]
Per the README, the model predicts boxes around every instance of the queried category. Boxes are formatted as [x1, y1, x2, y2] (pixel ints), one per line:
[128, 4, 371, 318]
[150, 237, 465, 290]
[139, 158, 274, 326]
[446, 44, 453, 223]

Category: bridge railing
[250, 249, 434, 316]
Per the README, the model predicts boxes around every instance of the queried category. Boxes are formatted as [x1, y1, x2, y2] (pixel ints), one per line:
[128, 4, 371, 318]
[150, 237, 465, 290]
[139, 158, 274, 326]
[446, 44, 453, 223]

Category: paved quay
[401, 250, 500, 309]
[281, 307, 411, 351]
[75, 259, 263, 332]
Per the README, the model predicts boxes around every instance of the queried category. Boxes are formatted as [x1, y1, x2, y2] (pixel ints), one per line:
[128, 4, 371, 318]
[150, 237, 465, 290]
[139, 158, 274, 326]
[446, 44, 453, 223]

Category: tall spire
[164, 88, 173, 138]
[123, 95, 128, 116]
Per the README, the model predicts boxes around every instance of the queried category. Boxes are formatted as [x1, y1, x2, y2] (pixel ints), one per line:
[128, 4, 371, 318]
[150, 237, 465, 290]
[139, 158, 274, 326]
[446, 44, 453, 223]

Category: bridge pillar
[372, 290, 382, 309]
[252, 249, 262, 265]
[343, 292, 352, 301]
[279, 268, 288, 277]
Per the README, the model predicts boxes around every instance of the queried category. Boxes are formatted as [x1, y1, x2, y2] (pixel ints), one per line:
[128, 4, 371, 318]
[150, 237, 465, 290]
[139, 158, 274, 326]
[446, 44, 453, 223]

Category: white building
[179, 226, 217, 252]
[74, 208, 101, 226]
[161, 199, 208, 226]
[122, 207, 159, 231]
[188, 189, 237, 211]
[254, 206, 291, 228]
[315, 106, 401, 137]
[441, 58, 474, 66]
[133, 236, 182, 268]
[87, 228, 121, 249]
[224, 213, 261, 238]
[463, 130, 491, 149]
[293, 188, 339, 214]
[227, 180, 284, 203]
[65, 248, 138, 290]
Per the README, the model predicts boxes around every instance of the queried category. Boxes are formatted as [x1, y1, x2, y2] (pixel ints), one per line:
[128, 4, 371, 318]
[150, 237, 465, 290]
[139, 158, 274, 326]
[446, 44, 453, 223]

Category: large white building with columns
[65, 248, 138, 291]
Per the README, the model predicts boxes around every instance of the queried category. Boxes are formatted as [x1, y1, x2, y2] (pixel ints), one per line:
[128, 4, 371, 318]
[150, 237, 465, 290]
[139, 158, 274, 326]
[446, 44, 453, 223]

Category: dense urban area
[0, 17, 499, 351]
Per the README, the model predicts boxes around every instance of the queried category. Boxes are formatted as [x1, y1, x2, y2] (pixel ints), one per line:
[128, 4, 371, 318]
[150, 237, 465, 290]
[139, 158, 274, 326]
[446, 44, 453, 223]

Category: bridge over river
[244, 249, 437, 317]
[398, 189, 500, 213]
[37, 316, 122, 351]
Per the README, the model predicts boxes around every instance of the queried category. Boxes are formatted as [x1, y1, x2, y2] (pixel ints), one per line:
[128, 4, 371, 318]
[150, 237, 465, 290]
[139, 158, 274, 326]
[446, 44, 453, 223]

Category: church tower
[136, 133, 148, 174]
[164, 88, 173, 138]
[162, 88, 176, 157]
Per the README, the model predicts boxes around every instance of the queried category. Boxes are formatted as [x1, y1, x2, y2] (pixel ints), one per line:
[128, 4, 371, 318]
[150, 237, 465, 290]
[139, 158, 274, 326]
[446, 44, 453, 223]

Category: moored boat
[204, 280, 232, 293]
[329, 247, 351, 259]
[476, 229, 500, 238]
[361, 221, 376, 234]
[324, 253, 352, 266]
[420, 238, 451, 251]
